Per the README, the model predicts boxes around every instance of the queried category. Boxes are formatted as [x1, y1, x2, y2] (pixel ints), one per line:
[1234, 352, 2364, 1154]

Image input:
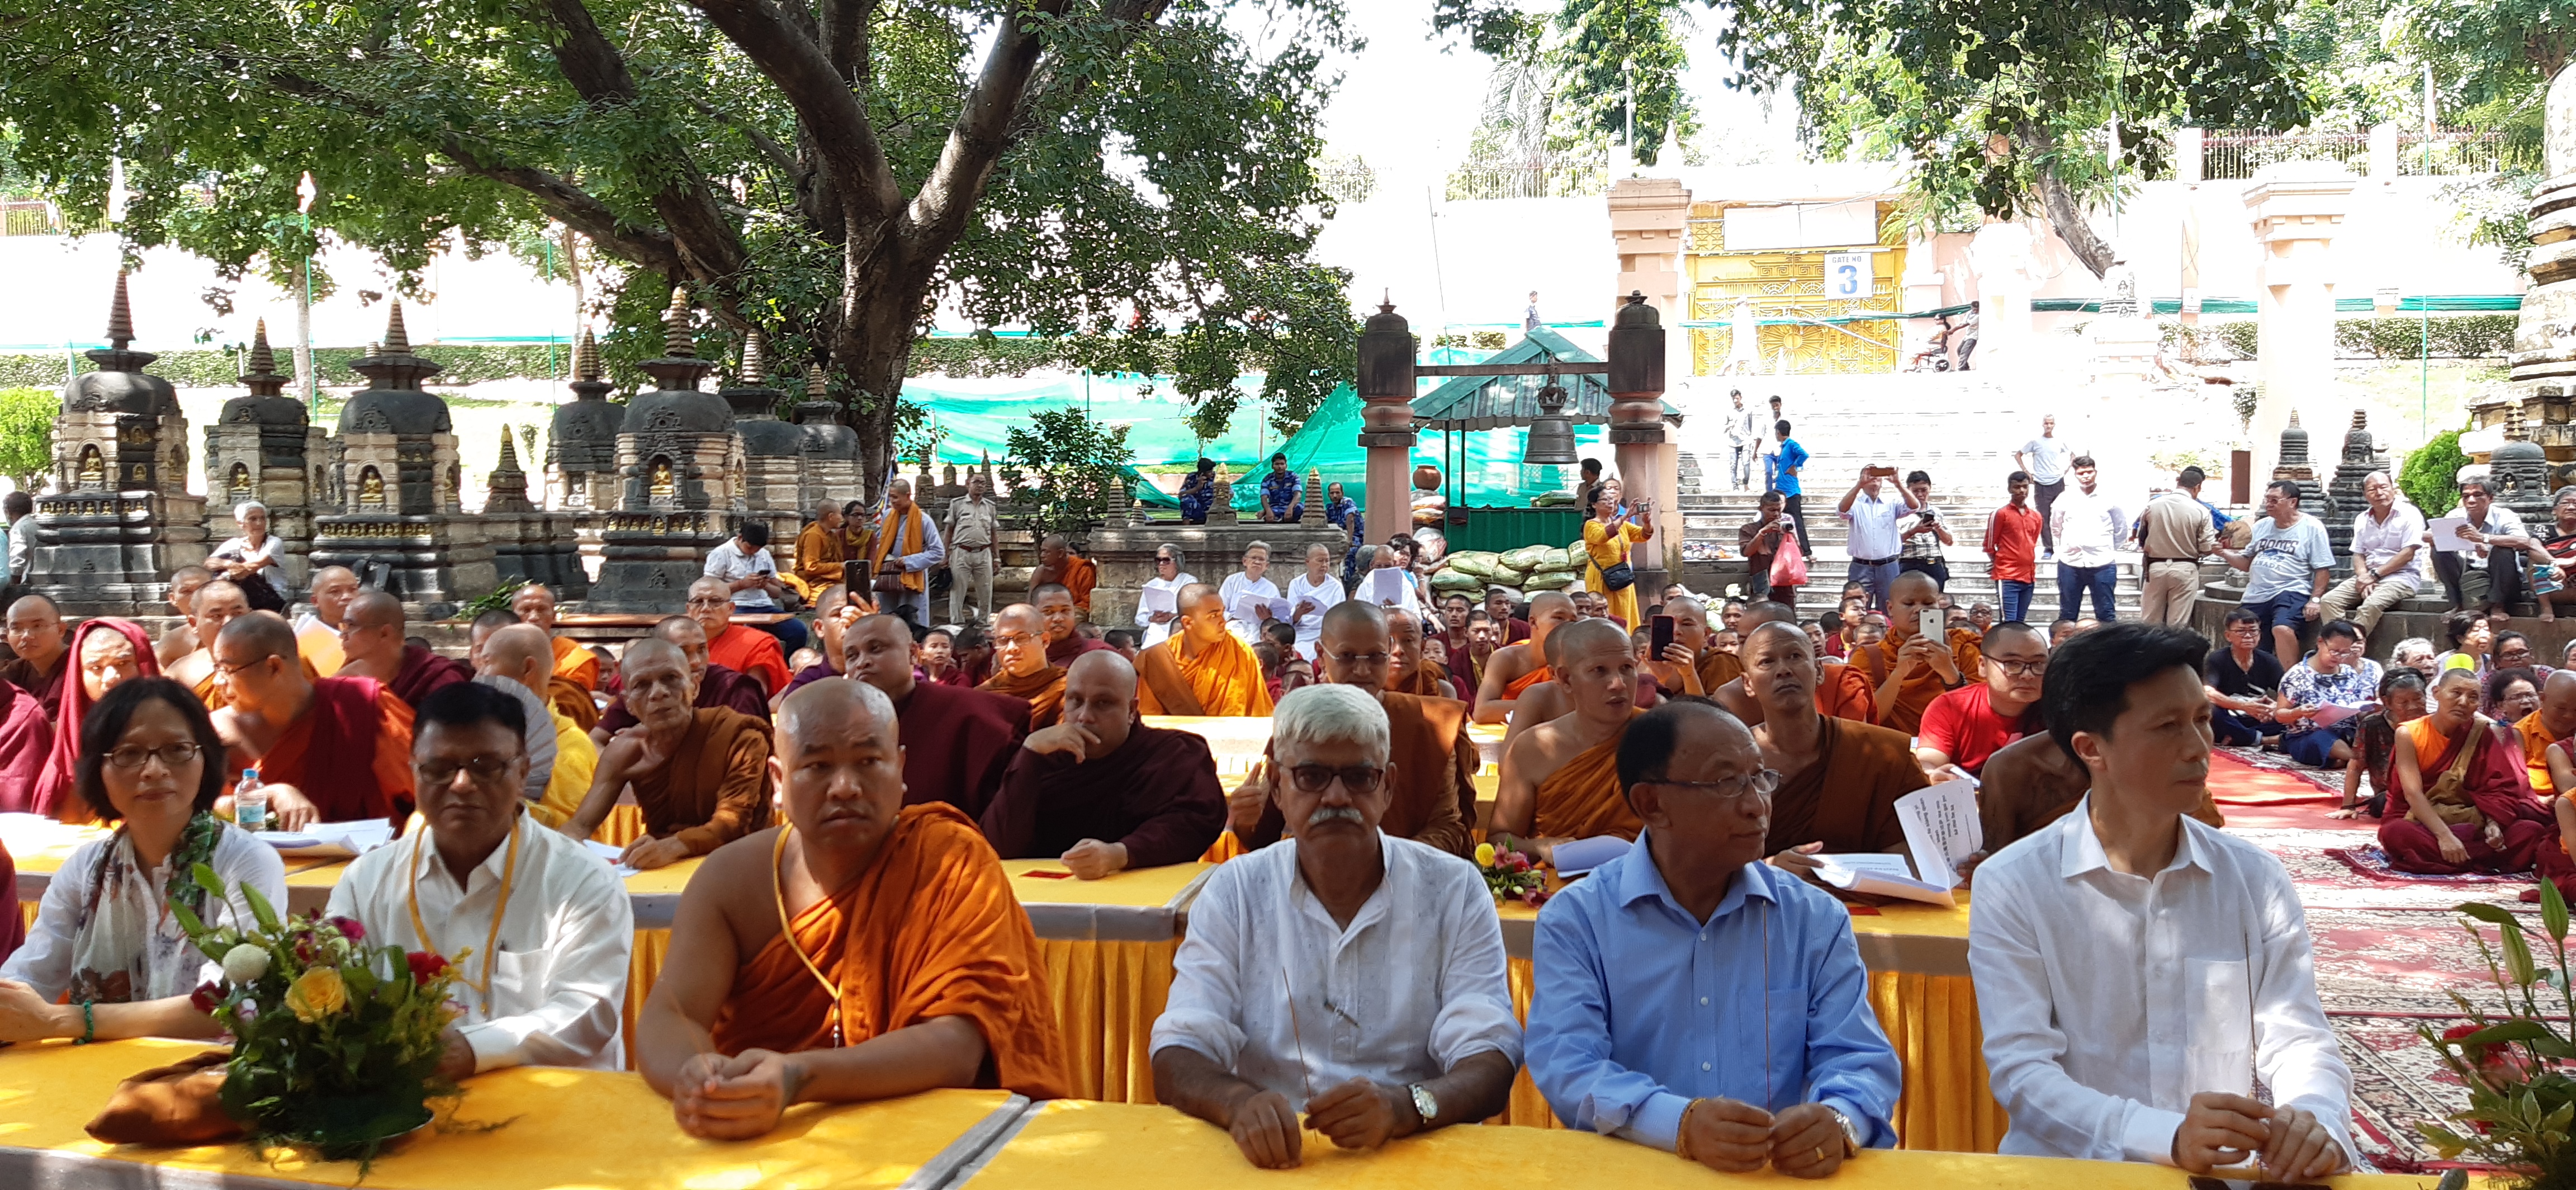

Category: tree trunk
[2020, 122, 2118, 277]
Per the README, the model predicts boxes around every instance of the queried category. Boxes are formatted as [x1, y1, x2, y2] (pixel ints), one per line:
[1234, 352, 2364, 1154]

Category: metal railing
[1314, 157, 1377, 205]
[2397, 129, 2506, 176]
[2201, 131, 2370, 181]
[1443, 154, 1608, 202]
[1, 198, 59, 237]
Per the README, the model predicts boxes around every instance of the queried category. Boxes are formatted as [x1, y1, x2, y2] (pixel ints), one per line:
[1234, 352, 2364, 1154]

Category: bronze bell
[1523, 379, 1578, 466]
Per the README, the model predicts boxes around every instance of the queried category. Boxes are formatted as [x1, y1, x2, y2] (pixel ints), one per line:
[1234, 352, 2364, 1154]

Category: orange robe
[1697, 649, 1743, 695]
[1765, 716, 1926, 854]
[1533, 716, 1642, 842]
[709, 803, 1072, 1100]
[2517, 709, 2561, 797]
[869, 505, 931, 594]
[980, 667, 1068, 730]
[708, 623, 792, 698]
[296, 622, 345, 677]
[1390, 659, 1461, 700]
[1502, 665, 1554, 700]
[550, 635, 602, 733]
[1852, 629, 1985, 736]
[628, 707, 773, 857]
[794, 520, 847, 587]
[1138, 633, 1274, 717]
[190, 652, 321, 711]
[1816, 660, 1878, 723]
[1062, 555, 1098, 615]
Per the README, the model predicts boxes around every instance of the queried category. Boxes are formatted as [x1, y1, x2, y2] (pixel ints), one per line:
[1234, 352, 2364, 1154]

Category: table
[0, 1037, 1026, 1190]
[958, 1097, 2426, 1190]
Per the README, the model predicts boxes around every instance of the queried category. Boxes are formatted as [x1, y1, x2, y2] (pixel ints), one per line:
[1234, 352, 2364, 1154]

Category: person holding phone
[1837, 465, 1921, 612]
[1896, 470, 1953, 592]
[1847, 570, 1979, 736]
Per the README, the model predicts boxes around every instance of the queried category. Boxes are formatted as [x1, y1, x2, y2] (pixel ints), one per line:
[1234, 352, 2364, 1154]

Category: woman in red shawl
[2384, 666, 2556, 875]
[35, 618, 159, 822]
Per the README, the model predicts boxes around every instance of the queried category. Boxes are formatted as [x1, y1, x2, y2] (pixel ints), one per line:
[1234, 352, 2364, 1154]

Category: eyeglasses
[1988, 658, 2047, 677]
[1640, 768, 1781, 804]
[1284, 764, 1385, 794]
[1323, 649, 1389, 667]
[212, 657, 271, 680]
[992, 631, 1039, 648]
[418, 754, 521, 785]
[107, 742, 202, 770]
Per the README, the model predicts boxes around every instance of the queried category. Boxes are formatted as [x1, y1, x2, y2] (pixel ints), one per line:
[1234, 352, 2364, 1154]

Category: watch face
[1409, 1083, 1438, 1123]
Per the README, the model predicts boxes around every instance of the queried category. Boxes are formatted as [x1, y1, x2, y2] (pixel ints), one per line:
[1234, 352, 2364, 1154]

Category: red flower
[189, 981, 222, 1012]
[328, 916, 366, 943]
[406, 951, 450, 982]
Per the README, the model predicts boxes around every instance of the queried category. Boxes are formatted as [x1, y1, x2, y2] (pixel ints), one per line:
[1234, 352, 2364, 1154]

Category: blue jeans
[1848, 558, 1898, 611]
[2057, 563, 2117, 622]
[1998, 579, 2034, 624]
[2213, 709, 2281, 747]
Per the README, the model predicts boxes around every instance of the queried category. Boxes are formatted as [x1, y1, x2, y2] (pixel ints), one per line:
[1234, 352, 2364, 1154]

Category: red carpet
[2208, 749, 2341, 805]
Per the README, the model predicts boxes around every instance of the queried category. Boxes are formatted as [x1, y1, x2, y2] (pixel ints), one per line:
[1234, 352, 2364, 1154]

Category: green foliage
[2413, 882, 2576, 1182]
[2163, 321, 2261, 363]
[0, 344, 575, 392]
[0, 387, 56, 488]
[2400, 429, 2469, 516]
[1551, 0, 1701, 163]
[2337, 314, 2520, 360]
[1000, 407, 1137, 546]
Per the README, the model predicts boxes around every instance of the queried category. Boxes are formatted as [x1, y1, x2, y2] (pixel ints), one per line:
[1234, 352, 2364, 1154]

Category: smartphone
[1651, 615, 1675, 658]
[1919, 608, 1944, 641]
[1865, 465, 1899, 479]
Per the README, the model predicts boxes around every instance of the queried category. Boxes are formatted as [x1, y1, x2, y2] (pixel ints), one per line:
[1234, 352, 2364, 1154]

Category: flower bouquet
[172, 864, 462, 1163]
[1477, 838, 1549, 908]
[2417, 880, 2576, 1189]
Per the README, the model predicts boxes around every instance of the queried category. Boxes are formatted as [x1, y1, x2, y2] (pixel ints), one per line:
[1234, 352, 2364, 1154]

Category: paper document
[583, 839, 642, 878]
[1814, 781, 1982, 906]
[2429, 516, 2474, 551]
[260, 819, 395, 858]
[1231, 592, 1291, 623]
[1549, 835, 1629, 877]
[1139, 584, 1177, 617]
[1366, 569, 1409, 606]
[2310, 702, 2362, 728]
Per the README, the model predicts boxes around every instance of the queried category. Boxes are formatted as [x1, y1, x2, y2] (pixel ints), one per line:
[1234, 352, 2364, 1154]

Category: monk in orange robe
[1711, 600, 1874, 726]
[1737, 622, 1928, 882]
[794, 500, 849, 588]
[562, 639, 771, 870]
[638, 678, 1070, 1139]
[1846, 570, 1983, 735]
[294, 565, 361, 677]
[2517, 672, 2576, 796]
[1029, 534, 1098, 617]
[514, 582, 601, 731]
[1495, 620, 1645, 859]
[209, 613, 415, 826]
[1135, 584, 1273, 716]
[165, 580, 255, 710]
[1472, 591, 1579, 724]
[689, 576, 792, 697]
[979, 605, 1068, 729]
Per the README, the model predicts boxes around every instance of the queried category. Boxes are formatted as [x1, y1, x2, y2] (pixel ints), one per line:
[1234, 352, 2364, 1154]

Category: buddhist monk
[1969, 732, 2094, 870]
[1673, 596, 1740, 693]
[293, 565, 361, 676]
[688, 576, 790, 698]
[1035, 582, 1114, 667]
[1711, 600, 1876, 726]
[514, 582, 601, 731]
[1228, 601, 1476, 857]
[1847, 571, 1982, 735]
[1471, 591, 1578, 724]
[3, 594, 69, 717]
[562, 639, 771, 870]
[638, 679, 1070, 1139]
[2518, 670, 2576, 796]
[472, 623, 566, 806]
[793, 500, 847, 588]
[778, 585, 864, 700]
[168, 581, 260, 709]
[978, 605, 1067, 729]
[1029, 534, 1096, 616]
[210, 612, 416, 827]
[598, 615, 772, 739]
[337, 591, 471, 712]
[1135, 584, 1274, 716]
[0, 677, 46, 811]
[1384, 607, 1467, 701]
[154, 565, 213, 667]
[2383, 666, 2555, 875]
[844, 612, 1030, 815]
[1739, 622, 1926, 881]
[1494, 618, 1644, 858]
[981, 651, 1226, 876]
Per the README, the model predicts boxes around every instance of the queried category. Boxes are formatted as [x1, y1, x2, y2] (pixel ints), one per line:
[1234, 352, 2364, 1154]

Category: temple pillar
[1356, 299, 1417, 548]
[1607, 292, 1675, 594]
[1608, 177, 1693, 386]
[2243, 164, 2359, 484]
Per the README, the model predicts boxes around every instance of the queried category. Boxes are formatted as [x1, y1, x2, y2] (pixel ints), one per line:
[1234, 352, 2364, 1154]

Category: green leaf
[2546, 877, 2570, 943]
[2504, 924, 2540, 986]
[2456, 1020, 2554, 1047]
[191, 863, 228, 904]
[168, 900, 210, 943]
[2459, 901, 2522, 927]
[239, 882, 282, 935]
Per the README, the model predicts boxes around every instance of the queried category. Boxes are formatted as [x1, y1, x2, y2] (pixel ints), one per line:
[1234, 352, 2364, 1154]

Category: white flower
[221, 943, 271, 984]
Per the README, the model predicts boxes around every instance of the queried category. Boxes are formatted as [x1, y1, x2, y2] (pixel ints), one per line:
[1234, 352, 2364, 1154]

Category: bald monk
[1035, 583, 1113, 667]
[1494, 618, 1646, 860]
[1029, 534, 1097, 615]
[210, 612, 416, 828]
[1637, 595, 1712, 702]
[981, 651, 1226, 876]
[685, 575, 792, 698]
[515, 582, 602, 731]
[2516, 670, 2576, 796]
[1673, 596, 1741, 693]
[979, 605, 1067, 729]
[1969, 733, 2092, 873]
[1135, 584, 1273, 717]
[778, 585, 865, 700]
[1471, 591, 1579, 725]
[155, 565, 214, 667]
[598, 615, 772, 740]
[561, 640, 771, 870]
[340, 594, 466, 715]
[638, 679, 1070, 1139]
[167, 580, 261, 709]
[1848, 571, 1983, 735]
[3, 594, 69, 717]
[844, 613, 1031, 815]
[1384, 607, 1467, 701]
[471, 623, 565, 805]
[293, 565, 361, 676]
[793, 500, 848, 588]
[1228, 601, 1475, 857]
[1737, 621, 1926, 882]
[1711, 600, 1876, 726]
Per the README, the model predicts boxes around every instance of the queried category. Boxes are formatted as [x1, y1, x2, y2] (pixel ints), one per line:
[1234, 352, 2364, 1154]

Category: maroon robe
[598, 662, 771, 733]
[979, 722, 1225, 867]
[0, 835, 20, 966]
[387, 643, 473, 712]
[898, 681, 1030, 818]
[1, 653, 67, 725]
[0, 683, 53, 813]
[1044, 634, 1117, 667]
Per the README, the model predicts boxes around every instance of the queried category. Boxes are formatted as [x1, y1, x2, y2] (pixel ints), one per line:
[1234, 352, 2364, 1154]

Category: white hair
[2392, 637, 2436, 660]
[1271, 684, 1389, 762]
[233, 499, 268, 523]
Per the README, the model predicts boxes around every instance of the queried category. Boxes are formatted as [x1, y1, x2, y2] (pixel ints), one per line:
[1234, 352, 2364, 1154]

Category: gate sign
[1823, 251, 1872, 301]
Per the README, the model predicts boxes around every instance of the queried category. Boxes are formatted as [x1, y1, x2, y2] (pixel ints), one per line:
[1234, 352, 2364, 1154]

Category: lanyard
[406, 818, 523, 1017]
[771, 826, 844, 1047]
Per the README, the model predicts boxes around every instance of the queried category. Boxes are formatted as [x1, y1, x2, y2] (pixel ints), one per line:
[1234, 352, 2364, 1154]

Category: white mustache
[1308, 806, 1365, 825]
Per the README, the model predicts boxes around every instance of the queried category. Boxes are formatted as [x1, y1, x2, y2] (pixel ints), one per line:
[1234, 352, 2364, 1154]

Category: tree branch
[689, 0, 896, 219]
[1005, 0, 1170, 143]
[2020, 122, 2115, 277]
[905, 0, 1079, 252]
[541, 0, 750, 285]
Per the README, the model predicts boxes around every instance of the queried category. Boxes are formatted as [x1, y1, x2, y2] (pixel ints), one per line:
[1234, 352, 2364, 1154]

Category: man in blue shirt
[1258, 452, 1303, 523]
[1526, 699, 1899, 1177]
[1770, 420, 1813, 555]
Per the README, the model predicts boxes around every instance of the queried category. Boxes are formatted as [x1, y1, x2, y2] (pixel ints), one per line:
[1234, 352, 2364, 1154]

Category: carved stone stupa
[2500, 62, 2576, 452]
[203, 318, 326, 591]
[795, 365, 862, 514]
[479, 429, 588, 598]
[586, 290, 747, 610]
[2269, 410, 2328, 521]
[306, 301, 497, 612]
[546, 328, 622, 512]
[2493, 407, 2556, 526]
[23, 272, 209, 613]
[723, 330, 807, 551]
[2322, 410, 2379, 568]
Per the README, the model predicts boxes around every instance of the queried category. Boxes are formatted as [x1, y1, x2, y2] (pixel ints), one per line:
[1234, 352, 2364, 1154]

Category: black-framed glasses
[1640, 768, 1781, 804]
[418, 754, 522, 785]
[1284, 764, 1385, 794]
[1988, 658, 2047, 677]
[107, 742, 202, 770]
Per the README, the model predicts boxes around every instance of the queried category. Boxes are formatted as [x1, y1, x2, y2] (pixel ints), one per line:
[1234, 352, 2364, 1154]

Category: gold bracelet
[1674, 1098, 1706, 1163]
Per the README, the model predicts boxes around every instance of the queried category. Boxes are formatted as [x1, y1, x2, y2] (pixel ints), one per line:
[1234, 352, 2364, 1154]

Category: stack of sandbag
[1519, 544, 1584, 592]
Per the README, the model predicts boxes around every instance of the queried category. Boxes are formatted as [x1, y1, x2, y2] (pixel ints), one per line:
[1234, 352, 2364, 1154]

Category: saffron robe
[1137, 632, 1274, 717]
[1502, 665, 1554, 700]
[1763, 715, 1926, 854]
[599, 663, 773, 733]
[1850, 628, 1985, 736]
[627, 706, 773, 857]
[794, 520, 847, 587]
[1532, 716, 1642, 842]
[979, 666, 1068, 730]
[550, 635, 602, 733]
[708, 623, 792, 698]
[235, 676, 416, 824]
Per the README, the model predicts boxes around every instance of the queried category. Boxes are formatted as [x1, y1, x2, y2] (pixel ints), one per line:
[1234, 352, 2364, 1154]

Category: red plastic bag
[1770, 532, 1809, 588]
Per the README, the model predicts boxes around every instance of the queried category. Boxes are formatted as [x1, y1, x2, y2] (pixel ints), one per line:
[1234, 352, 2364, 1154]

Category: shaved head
[1551, 616, 1632, 664]
[346, 591, 403, 627]
[992, 604, 1048, 677]
[6, 593, 65, 669]
[1320, 599, 1388, 637]
[482, 622, 552, 687]
[1982, 621, 2047, 651]
[779, 674, 899, 754]
[216, 610, 299, 662]
[843, 613, 920, 698]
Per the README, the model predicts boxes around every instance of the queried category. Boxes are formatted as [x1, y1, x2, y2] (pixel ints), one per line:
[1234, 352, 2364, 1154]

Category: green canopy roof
[1408, 329, 1680, 431]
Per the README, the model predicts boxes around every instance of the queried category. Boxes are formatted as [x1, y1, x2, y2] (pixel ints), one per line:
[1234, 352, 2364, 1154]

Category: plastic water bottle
[235, 768, 269, 832]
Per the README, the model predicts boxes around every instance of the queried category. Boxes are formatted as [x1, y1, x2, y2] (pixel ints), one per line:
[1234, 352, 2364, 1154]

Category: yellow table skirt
[626, 927, 673, 1070]
[1039, 936, 1182, 1105]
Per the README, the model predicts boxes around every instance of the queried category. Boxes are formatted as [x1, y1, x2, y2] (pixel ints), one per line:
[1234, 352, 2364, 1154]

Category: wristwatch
[1829, 1107, 1861, 1156]
[1406, 1083, 1438, 1130]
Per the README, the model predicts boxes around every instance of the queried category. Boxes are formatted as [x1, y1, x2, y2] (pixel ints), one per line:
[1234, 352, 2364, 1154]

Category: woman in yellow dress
[1580, 480, 1654, 627]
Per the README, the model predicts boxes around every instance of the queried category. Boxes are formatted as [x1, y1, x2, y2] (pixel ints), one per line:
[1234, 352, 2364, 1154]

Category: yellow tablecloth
[968, 1097, 2426, 1190]
[0, 1037, 1021, 1189]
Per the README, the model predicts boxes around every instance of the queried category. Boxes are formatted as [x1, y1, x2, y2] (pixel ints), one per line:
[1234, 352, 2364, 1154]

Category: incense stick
[1283, 967, 1314, 1106]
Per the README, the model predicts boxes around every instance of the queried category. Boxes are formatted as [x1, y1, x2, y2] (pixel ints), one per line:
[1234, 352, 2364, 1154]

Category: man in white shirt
[1152, 684, 1520, 1169]
[329, 681, 634, 1074]
[2047, 455, 2127, 625]
[702, 521, 807, 656]
[2319, 471, 2427, 645]
[2015, 415, 2073, 559]
[1836, 464, 1920, 612]
[1969, 621, 2350, 1177]
[2433, 476, 2540, 617]
[1726, 390, 1761, 490]
[944, 473, 1000, 625]
[1285, 542, 1346, 662]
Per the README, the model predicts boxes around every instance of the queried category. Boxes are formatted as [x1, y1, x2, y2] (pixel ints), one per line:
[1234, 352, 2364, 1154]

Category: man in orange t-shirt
[1983, 472, 2045, 625]
[688, 576, 791, 697]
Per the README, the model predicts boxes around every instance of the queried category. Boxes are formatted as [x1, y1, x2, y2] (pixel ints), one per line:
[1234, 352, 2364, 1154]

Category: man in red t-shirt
[1984, 471, 2044, 625]
[1916, 621, 2047, 778]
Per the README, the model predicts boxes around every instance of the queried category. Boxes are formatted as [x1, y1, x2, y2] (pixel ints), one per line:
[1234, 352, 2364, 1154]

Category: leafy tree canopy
[0, 0, 1365, 485]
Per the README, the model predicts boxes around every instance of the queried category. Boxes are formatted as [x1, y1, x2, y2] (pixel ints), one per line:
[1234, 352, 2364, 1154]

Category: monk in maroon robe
[2385, 668, 2554, 876]
[2, 594, 69, 722]
[845, 613, 1029, 817]
[980, 651, 1224, 876]
[335, 592, 471, 714]
[1036, 583, 1114, 667]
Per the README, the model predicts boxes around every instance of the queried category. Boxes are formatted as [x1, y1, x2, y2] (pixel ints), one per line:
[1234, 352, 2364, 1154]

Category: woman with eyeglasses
[1134, 544, 1198, 648]
[0, 678, 287, 1043]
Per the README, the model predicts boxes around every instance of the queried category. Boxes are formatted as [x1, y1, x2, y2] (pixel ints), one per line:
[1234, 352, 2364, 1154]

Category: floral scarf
[67, 812, 224, 1004]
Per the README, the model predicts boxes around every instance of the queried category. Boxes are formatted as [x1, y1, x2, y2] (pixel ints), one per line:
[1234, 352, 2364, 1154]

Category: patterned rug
[2324, 844, 2530, 886]
[2337, 1018, 2473, 1171]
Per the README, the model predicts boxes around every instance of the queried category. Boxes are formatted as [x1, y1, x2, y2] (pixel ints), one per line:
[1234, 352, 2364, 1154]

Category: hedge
[2335, 313, 2517, 360]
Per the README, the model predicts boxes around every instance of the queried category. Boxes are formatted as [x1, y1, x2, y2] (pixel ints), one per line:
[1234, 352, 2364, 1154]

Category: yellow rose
[1474, 843, 1496, 868]
[285, 966, 349, 1023]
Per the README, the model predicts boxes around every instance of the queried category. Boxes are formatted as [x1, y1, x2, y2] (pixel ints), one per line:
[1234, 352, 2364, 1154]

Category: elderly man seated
[981, 651, 1225, 877]
[560, 639, 770, 870]
[1152, 684, 1520, 1169]
[1527, 699, 1898, 1177]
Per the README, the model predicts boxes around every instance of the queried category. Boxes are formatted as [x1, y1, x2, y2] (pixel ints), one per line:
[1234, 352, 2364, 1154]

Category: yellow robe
[528, 706, 600, 830]
[1138, 632, 1275, 717]
[1534, 716, 1642, 842]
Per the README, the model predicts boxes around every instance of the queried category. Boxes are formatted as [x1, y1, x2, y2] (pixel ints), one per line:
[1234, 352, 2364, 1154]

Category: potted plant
[2418, 879, 2576, 1187]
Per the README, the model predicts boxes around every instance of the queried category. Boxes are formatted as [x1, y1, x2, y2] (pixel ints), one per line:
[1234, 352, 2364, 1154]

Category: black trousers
[1783, 495, 1813, 554]
[2033, 480, 2065, 552]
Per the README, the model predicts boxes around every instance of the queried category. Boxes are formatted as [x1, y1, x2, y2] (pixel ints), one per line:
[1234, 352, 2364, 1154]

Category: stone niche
[305, 301, 498, 613]
[585, 290, 746, 611]
[202, 317, 328, 592]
